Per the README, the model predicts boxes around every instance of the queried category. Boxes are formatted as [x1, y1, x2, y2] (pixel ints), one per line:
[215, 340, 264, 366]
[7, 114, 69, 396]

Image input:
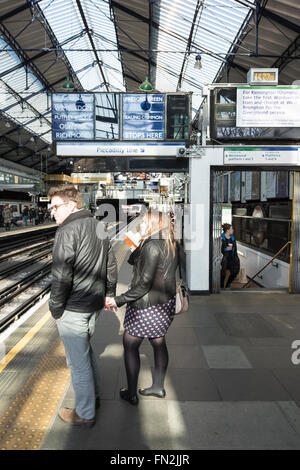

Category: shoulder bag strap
[177, 241, 183, 280]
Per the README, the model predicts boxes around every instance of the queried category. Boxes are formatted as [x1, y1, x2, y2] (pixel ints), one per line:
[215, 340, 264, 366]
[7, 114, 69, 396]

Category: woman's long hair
[139, 209, 176, 257]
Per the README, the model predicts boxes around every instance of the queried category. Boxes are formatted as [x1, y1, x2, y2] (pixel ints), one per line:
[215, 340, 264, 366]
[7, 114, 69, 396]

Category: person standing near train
[29, 205, 36, 226]
[23, 206, 29, 227]
[220, 223, 240, 288]
[48, 185, 118, 427]
[3, 205, 12, 231]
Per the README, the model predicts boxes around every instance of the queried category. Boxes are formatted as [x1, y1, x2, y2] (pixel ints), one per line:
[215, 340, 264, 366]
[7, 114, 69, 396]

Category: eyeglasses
[50, 203, 68, 212]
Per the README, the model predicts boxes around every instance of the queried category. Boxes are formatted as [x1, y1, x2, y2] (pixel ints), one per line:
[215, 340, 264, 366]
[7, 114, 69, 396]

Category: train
[0, 199, 38, 219]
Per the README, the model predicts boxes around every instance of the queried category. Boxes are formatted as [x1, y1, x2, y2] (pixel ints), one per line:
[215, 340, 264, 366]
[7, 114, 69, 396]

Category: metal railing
[242, 241, 291, 288]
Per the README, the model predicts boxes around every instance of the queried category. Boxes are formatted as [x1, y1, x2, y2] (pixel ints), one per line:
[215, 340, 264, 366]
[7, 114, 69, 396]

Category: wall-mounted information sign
[236, 87, 300, 128]
[224, 147, 299, 165]
[52, 93, 95, 140]
[122, 94, 165, 140]
[56, 141, 185, 156]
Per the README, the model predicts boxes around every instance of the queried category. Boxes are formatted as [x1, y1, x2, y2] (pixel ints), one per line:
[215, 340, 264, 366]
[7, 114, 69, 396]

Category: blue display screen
[122, 94, 165, 140]
[52, 93, 95, 140]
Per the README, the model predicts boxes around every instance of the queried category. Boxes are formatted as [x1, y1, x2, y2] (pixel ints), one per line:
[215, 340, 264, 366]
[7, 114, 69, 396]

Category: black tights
[123, 331, 169, 397]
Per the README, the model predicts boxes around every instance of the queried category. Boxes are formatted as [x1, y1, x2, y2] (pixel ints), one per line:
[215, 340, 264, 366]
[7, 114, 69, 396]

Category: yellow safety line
[0, 311, 52, 373]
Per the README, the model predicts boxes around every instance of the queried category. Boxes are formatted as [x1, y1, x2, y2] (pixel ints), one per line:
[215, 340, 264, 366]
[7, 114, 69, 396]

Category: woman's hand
[105, 297, 118, 313]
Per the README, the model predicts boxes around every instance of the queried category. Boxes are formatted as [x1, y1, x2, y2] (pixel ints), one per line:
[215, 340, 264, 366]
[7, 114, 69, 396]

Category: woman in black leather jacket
[107, 210, 183, 405]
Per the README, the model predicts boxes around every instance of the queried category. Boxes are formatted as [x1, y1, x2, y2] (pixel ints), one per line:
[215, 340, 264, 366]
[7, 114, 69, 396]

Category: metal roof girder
[0, 22, 53, 92]
[108, 0, 127, 89]
[34, 2, 84, 91]
[177, 0, 204, 91]
[0, 111, 51, 142]
[272, 33, 300, 72]
[0, 50, 49, 81]
[0, 79, 52, 127]
[261, 7, 300, 36]
[75, 0, 109, 92]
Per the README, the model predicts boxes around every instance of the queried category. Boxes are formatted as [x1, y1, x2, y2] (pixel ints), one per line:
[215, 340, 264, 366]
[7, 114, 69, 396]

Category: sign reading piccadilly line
[52, 93, 95, 140]
[56, 142, 185, 157]
[122, 94, 165, 140]
[236, 87, 300, 128]
[224, 147, 300, 165]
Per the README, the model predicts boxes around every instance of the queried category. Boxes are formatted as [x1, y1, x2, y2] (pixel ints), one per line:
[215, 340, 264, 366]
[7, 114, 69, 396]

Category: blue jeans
[56, 309, 101, 419]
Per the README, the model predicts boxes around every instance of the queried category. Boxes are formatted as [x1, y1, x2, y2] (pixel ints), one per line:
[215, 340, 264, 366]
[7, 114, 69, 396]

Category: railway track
[0, 217, 133, 332]
[0, 226, 57, 256]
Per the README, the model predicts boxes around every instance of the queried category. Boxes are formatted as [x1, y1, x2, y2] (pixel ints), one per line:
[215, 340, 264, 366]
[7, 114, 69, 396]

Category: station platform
[1, 241, 300, 450]
[0, 223, 56, 237]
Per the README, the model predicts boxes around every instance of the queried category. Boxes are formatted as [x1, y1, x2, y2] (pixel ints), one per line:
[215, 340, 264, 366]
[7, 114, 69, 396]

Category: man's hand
[105, 297, 118, 312]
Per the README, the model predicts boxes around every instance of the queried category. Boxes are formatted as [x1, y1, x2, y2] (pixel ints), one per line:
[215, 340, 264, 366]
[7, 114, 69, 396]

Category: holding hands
[105, 297, 118, 312]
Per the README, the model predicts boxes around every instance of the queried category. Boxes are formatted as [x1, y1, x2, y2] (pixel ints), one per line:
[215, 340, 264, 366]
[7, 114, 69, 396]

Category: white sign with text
[236, 87, 300, 127]
[56, 142, 185, 157]
[224, 147, 299, 165]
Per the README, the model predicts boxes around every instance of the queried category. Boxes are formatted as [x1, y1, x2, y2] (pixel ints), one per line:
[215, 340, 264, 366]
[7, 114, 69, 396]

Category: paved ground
[39, 251, 300, 450]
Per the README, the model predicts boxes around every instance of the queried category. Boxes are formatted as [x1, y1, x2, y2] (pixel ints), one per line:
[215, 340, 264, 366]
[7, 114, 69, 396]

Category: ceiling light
[194, 54, 202, 70]
[61, 76, 75, 91]
[75, 94, 86, 110]
[139, 77, 153, 91]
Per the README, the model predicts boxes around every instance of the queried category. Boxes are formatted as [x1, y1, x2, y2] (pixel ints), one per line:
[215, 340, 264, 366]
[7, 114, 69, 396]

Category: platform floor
[0, 222, 56, 236]
[1, 242, 300, 449]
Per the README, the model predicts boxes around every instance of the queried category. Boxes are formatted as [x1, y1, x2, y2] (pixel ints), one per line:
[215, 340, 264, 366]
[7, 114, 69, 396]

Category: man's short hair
[48, 185, 83, 209]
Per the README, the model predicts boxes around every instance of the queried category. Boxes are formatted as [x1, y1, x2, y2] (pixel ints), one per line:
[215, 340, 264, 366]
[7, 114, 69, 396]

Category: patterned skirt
[124, 296, 176, 338]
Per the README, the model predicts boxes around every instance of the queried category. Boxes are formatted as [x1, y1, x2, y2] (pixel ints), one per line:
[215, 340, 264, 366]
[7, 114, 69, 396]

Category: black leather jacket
[49, 209, 118, 319]
[115, 237, 185, 309]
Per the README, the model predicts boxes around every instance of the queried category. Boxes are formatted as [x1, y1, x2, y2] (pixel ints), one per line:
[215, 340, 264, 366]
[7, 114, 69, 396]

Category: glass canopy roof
[0, 0, 255, 144]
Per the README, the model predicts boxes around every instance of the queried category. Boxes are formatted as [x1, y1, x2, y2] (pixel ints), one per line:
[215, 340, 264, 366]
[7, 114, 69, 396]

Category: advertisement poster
[236, 87, 300, 128]
[123, 94, 165, 140]
[52, 93, 94, 140]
